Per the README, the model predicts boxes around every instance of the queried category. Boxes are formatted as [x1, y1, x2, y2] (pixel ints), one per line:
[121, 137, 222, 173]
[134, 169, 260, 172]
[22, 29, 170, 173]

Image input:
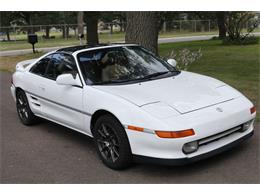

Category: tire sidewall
[92, 114, 132, 170]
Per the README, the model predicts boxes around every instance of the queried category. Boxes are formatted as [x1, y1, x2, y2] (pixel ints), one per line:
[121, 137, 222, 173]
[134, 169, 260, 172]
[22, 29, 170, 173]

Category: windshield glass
[77, 46, 179, 85]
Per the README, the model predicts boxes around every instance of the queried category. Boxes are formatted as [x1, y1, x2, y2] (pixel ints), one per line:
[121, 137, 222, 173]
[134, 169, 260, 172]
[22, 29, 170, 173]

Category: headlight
[241, 120, 253, 132]
[182, 141, 199, 154]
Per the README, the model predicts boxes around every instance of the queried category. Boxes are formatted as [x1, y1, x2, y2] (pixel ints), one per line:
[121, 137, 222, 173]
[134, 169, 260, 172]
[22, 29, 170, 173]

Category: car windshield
[77, 46, 180, 85]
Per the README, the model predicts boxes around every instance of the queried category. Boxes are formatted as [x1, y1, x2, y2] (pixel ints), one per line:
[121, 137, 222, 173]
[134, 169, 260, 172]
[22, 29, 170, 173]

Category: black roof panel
[56, 43, 136, 53]
[57, 44, 109, 53]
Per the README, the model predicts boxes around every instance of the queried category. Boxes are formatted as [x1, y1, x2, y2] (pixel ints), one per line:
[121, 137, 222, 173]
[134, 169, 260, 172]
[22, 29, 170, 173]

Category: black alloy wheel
[93, 114, 132, 170]
[16, 90, 38, 125]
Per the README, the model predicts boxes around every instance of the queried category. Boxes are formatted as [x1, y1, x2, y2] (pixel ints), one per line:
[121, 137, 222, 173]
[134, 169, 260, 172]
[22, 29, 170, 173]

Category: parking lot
[0, 71, 259, 183]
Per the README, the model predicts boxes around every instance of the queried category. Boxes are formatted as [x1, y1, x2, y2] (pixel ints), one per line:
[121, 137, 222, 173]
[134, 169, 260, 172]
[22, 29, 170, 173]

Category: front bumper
[126, 96, 255, 160]
[133, 130, 254, 166]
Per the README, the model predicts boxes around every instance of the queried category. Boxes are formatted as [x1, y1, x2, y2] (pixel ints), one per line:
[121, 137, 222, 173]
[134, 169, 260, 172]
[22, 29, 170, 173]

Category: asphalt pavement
[0, 72, 259, 183]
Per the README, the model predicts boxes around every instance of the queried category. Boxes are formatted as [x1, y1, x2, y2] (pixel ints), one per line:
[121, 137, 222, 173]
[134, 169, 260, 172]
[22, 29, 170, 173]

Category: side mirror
[56, 73, 81, 87]
[167, 59, 177, 67]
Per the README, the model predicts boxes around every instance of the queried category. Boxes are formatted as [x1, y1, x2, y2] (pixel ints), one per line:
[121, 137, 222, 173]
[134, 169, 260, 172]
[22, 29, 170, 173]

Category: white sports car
[11, 44, 256, 169]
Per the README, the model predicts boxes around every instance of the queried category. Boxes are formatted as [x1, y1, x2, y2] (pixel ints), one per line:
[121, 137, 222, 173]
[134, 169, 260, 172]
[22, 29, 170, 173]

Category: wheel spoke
[111, 146, 119, 157]
[96, 123, 120, 163]
[24, 111, 28, 118]
[102, 124, 110, 136]
[98, 128, 107, 138]
[97, 139, 106, 144]
[18, 98, 23, 105]
[109, 148, 117, 162]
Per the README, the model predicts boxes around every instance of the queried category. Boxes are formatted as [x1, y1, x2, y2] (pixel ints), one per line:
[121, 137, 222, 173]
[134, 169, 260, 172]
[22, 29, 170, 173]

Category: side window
[30, 55, 51, 76]
[45, 53, 77, 80]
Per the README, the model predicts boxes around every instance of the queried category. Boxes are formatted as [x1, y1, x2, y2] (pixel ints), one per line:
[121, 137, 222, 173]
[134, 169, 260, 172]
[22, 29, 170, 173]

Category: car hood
[93, 71, 241, 114]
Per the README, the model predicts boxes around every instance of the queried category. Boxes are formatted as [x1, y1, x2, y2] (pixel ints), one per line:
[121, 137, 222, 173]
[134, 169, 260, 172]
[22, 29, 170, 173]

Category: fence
[161, 20, 216, 33]
[0, 19, 259, 43]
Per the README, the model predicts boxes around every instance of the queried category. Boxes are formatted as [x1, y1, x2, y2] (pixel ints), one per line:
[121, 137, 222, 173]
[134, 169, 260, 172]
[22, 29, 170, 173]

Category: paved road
[0, 72, 259, 183]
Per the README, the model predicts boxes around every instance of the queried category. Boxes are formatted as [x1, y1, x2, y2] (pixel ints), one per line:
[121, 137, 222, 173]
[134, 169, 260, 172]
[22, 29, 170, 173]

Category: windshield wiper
[137, 70, 180, 81]
[93, 79, 130, 85]
[142, 71, 170, 79]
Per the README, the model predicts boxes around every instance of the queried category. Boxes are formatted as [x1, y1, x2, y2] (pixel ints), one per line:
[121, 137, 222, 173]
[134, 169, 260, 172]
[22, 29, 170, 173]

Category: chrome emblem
[216, 107, 223, 112]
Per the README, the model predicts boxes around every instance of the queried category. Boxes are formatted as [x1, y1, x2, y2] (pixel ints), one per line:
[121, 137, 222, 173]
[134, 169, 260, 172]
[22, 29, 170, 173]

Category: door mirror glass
[56, 73, 81, 87]
[167, 59, 177, 67]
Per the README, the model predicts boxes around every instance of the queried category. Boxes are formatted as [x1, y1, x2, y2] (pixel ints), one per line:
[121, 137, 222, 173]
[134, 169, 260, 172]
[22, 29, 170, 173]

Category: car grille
[198, 123, 246, 146]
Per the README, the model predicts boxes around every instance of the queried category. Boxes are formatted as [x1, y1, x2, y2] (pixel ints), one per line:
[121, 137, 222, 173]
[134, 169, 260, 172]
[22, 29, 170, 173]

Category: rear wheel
[16, 89, 38, 125]
[92, 114, 132, 170]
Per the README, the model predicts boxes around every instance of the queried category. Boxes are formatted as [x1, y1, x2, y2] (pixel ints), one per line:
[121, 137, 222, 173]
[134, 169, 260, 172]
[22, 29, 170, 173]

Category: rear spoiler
[16, 59, 37, 72]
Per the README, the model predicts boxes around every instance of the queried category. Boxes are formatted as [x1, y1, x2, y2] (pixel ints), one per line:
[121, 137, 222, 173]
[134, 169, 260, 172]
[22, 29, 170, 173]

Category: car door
[38, 53, 85, 131]
[25, 55, 52, 116]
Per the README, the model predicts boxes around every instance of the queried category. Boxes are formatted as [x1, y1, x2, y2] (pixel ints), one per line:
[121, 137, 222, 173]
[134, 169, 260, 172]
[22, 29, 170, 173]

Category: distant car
[11, 44, 256, 169]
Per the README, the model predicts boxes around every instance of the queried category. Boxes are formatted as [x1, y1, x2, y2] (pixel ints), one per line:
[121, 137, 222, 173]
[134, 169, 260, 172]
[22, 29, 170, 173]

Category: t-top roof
[57, 43, 136, 53]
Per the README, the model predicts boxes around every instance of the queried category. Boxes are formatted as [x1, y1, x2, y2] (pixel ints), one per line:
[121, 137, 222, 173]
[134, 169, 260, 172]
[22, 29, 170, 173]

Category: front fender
[83, 86, 169, 132]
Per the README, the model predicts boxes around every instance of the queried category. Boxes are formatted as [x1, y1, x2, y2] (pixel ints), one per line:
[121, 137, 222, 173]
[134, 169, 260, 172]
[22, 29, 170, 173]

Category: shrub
[224, 12, 259, 45]
[222, 35, 259, 45]
[166, 48, 202, 70]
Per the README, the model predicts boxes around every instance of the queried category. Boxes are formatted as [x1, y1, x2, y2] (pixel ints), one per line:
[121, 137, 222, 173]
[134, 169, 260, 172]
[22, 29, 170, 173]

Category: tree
[84, 12, 99, 45]
[0, 12, 15, 41]
[77, 11, 84, 36]
[18, 12, 36, 34]
[34, 12, 60, 39]
[100, 12, 126, 34]
[125, 12, 160, 55]
[225, 12, 257, 40]
[216, 12, 226, 39]
[59, 12, 77, 39]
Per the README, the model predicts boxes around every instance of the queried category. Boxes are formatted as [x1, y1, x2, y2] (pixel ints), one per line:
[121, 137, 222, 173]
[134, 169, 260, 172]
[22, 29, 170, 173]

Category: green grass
[1, 39, 259, 120]
[0, 52, 43, 72]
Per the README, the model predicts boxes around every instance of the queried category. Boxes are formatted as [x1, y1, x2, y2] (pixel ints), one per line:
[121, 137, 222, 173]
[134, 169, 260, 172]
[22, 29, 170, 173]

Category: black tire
[92, 114, 132, 170]
[16, 89, 38, 125]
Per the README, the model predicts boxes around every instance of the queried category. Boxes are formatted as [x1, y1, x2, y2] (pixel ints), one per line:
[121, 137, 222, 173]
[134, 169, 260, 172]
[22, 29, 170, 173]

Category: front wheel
[92, 114, 133, 170]
[16, 90, 38, 125]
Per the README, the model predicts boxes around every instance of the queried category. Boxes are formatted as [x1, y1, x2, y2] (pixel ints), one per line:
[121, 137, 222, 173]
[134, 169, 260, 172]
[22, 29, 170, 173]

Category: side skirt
[34, 113, 94, 138]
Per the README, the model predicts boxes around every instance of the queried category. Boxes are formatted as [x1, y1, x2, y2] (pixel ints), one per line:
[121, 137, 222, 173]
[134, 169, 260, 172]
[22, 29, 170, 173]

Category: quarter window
[30, 55, 51, 76]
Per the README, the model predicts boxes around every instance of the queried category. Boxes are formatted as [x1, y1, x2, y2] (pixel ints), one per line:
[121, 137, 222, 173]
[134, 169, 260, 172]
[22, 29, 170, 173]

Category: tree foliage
[225, 12, 258, 40]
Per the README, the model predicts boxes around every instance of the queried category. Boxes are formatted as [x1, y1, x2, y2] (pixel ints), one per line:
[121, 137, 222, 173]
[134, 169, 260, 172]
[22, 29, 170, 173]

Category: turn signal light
[127, 125, 144, 132]
[155, 129, 195, 138]
[250, 106, 256, 114]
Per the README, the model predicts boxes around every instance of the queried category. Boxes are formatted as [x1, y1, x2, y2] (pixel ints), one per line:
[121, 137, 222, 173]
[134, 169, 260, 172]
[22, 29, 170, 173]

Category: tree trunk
[66, 26, 69, 39]
[26, 13, 34, 34]
[77, 12, 84, 36]
[6, 29, 10, 41]
[110, 23, 113, 34]
[84, 12, 99, 45]
[62, 25, 66, 39]
[119, 19, 123, 32]
[45, 26, 50, 39]
[125, 12, 159, 55]
[216, 12, 226, 39]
